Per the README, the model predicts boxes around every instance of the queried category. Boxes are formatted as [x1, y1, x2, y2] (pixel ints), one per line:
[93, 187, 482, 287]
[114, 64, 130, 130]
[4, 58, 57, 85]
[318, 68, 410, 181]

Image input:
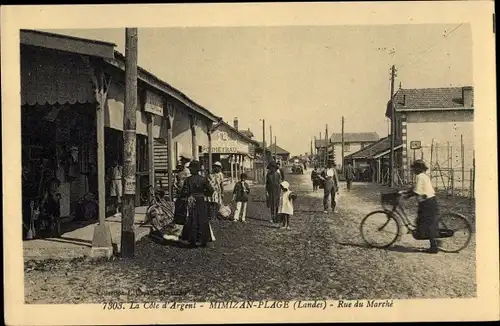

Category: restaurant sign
[144, 90, 164, 116]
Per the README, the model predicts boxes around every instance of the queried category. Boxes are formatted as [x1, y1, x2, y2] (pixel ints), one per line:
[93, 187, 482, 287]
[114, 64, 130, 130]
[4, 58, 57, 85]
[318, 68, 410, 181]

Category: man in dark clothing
[277, 162, 285, 181]
[266, 161, 282, 223]
[345, 163, 355, 191]
[319, 161, 340, 213]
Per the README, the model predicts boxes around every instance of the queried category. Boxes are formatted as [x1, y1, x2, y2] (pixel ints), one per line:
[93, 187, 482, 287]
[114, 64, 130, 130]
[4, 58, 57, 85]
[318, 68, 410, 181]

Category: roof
[239, 130, 254, 138]
[386, 86, 474, 117]
[267, 143, 290, 155]
[212, 121, 259, 146]
[344, 136, 403, 160]
[107, 51, 221, 122]
[256, 142, 272, 153]
[315, 132, 380, 148]
[21, 29, 116, 59]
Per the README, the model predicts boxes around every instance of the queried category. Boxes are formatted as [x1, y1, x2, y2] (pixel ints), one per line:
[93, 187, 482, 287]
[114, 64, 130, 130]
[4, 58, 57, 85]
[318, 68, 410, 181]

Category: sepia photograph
[2, 2, 498, 325]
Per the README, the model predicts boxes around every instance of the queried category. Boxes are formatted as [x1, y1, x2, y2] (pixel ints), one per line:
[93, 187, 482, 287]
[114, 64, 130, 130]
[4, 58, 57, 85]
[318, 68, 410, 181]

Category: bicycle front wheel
[437, 212, 472, 253]
[360, 210, 400, 249]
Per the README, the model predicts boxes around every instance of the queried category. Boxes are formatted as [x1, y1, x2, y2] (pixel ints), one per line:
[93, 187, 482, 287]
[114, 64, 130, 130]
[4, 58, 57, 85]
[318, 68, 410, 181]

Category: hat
[411, 159, 428, 171]
[189, 160, 201, 171]
[213, 161, 222, 167]
[280, 181, 290, 190]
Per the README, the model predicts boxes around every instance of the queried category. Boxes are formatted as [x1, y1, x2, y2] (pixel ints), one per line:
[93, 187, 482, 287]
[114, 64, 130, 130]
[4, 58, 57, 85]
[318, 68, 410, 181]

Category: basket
[380, 191, 400, 206]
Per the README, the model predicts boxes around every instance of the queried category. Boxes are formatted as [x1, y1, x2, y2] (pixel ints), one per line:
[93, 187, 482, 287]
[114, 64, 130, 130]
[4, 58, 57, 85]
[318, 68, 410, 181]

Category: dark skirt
[180, 197, 214, 244]
[173, 198, 187, 225]
[415, 197, 439, 239]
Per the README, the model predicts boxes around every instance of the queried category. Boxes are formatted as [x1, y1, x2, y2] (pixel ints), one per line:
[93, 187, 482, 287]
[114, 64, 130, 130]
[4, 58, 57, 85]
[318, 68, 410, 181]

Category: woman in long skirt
[180, 160, 216, 247]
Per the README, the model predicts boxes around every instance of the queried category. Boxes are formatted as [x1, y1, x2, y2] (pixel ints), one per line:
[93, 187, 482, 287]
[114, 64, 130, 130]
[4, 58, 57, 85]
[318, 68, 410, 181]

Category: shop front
[20, 33, 115, 238]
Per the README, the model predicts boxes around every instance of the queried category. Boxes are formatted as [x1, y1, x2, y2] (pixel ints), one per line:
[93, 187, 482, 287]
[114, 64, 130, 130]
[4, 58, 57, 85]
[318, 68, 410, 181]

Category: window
[344, 144, 351, 152]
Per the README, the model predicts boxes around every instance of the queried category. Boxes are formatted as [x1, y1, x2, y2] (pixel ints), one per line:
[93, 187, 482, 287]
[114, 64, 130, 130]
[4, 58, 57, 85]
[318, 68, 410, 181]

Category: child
[311, 166, 320, 191]
[403, 160, 441, 254]
[232, 173, 250, 222]
[278, 181, 297, 229]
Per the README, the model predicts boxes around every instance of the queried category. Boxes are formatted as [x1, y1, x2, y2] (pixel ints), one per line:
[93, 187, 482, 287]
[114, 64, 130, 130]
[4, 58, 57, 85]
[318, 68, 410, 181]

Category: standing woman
[179, 160, 216, 248]
[173, 157, 191, 226]
[206, 161, 225, 219]
[266, 161, 282, 223]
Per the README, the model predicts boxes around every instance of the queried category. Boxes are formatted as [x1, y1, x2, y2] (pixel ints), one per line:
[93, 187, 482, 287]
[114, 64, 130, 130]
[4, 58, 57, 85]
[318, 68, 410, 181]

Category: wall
[404, 110, 474, 193]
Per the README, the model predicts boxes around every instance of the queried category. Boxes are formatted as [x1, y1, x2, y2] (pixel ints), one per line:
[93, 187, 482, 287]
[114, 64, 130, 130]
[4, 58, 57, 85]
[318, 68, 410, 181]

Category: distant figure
[232, 173, 250, 223]
[319, 160, 340, 213]
[345, 163, 355, 191]
[107, 159, 122, 217]
[311, 166, 320, 191]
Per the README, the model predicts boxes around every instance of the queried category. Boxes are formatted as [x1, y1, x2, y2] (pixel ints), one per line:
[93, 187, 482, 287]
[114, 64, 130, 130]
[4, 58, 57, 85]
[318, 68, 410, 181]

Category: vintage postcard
[2, 1, 498, 325]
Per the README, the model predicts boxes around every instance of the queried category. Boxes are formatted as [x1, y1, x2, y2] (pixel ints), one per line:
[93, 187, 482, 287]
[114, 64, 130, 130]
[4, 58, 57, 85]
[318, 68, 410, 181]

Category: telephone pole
[389, 64, 397, 188]
[121, 28, 138, 258]
[274, 135, 277, 162]
[310, 139, 313, 166]
[270, 125, 273, 161]
[341, 116, 345, 172]
[262, 119, 266, 179]
[319, 132, 322, 166]
[325, 124, 329, 164]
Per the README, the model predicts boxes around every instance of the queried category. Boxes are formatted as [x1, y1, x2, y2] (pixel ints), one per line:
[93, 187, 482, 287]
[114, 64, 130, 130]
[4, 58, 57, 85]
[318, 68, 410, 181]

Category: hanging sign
[144, 90, 164, 116]
[410, 141, 422, 150]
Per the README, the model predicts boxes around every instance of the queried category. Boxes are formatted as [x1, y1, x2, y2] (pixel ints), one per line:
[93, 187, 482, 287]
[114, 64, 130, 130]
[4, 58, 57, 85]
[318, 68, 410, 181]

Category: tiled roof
[345, 136, 403, 160]
[267, 143, 290, 155]
[239, 130, 254, 138]
[387, 87, 474, 116]
[315, 132, 380, 148]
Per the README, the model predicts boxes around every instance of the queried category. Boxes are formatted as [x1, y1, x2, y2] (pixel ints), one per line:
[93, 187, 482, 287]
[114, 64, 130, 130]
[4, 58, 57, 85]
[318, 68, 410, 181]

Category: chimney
[462, 86, 473, 107]
[233, 117, 239, 130]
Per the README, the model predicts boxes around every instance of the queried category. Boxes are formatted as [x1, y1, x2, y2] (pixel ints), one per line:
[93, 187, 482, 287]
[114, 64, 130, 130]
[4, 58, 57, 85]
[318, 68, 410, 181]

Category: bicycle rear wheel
[360, 210, 400, 248]
[437, 212, 472, 253]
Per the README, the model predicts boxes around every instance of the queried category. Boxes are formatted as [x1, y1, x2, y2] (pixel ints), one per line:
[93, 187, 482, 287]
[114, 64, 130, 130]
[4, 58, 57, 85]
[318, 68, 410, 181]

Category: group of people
[265, 161, 297, 229]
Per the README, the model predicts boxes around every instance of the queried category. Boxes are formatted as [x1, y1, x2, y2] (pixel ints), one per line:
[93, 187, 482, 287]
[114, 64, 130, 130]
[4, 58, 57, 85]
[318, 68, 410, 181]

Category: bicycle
[359, 190, 472, 253]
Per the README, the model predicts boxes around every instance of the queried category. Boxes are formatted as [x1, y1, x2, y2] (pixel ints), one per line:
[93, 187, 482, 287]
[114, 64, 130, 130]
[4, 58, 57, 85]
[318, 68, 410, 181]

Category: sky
[42, 24, 472, 156]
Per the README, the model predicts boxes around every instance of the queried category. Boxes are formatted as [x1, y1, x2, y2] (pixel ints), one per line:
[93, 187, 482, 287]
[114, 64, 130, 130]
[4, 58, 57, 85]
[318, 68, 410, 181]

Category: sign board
[144, 90, 164, 116]
[410, 141, 422, 150]
[202, 130, 241, 154]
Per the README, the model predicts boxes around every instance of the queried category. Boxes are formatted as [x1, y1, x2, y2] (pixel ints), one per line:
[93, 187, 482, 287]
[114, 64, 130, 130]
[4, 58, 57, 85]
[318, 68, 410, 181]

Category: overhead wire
[399, 23, 465, 70]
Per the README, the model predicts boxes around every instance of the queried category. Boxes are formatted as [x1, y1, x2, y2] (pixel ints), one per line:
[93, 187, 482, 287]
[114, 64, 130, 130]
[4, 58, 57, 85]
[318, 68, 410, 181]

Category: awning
[373, 144, 403, 159]
[21, 48, 96, 106]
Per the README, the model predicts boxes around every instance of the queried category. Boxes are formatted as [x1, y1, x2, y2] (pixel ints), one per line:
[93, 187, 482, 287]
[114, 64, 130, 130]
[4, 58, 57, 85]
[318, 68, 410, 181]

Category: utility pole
[325, 124, 329, 165]
[341, 116, 345, 173]
[274, 135, 277, 162]
[389, 64, 397, 188]
[310, 139, 313, 166]
[121, 28, 138, 258]
[262, 119, 266, 179]
[270, 125, 273, 162]
[319, 132, 322, 166]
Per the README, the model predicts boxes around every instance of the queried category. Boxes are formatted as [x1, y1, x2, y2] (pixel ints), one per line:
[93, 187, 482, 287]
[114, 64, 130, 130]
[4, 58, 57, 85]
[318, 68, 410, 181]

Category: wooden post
[121, 28, 138, 258]
[450, 146, 454, 197]
[472, 151, 475, 199]
[208, 124, 213, 174]
[262, 119, 266, 179]
[147, 114, 155, 191]
[274, 136, 277, 162]
[90, 68, 113, 258]
[429, 139, 434, 188]
[166, 111, 174, 201]
[325, 124, 329, 165]
[190, 115, 198, 160]
[270, 125, 273, 161]
[435, 142, 439, 190]
[389, 65, 396, 188]
[341, 116, 345, 172]
[461, 134, 465, 195]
